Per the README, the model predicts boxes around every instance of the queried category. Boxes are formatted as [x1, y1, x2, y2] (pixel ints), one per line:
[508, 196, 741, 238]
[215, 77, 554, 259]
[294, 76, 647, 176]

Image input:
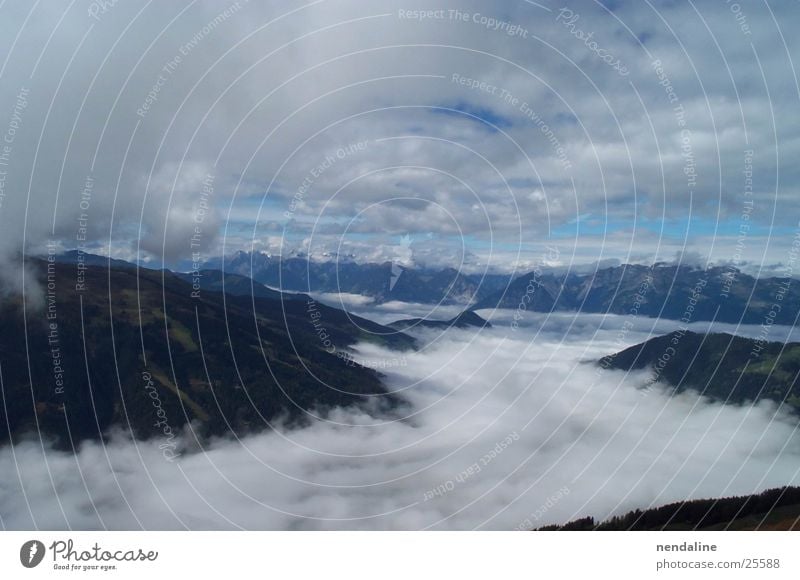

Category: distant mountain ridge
[388, 310, 491, 331]
[205, 250, 514, 305]
[211, 252, 800, 325]
[58, 252, 800, 325]
[473, 263, 800, 325]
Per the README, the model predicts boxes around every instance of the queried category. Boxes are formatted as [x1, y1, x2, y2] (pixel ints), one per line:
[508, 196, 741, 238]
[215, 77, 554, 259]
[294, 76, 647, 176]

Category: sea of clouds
[2, 311, 799, 530]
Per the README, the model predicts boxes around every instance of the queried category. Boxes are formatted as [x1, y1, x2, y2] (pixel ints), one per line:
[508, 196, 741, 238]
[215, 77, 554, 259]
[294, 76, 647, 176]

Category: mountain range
[208, 252, 800, 326]
[5, 251, 800, 530]
[204, 250, 513, 305]
[474, 263, 800, 325]
[61, 252, 800, 328]
[0, 258, 413, 446]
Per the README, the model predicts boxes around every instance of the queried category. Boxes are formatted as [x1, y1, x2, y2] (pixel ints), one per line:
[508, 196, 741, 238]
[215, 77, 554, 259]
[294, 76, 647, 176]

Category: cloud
[0, 1, 797, 271]
[310, 293, 469, 326]
[138, 161, 221, 260]
[2, 313, 799, 530]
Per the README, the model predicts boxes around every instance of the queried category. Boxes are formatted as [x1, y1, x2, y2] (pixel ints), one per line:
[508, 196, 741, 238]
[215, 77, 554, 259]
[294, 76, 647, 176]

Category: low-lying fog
[2, 309, 799, 530]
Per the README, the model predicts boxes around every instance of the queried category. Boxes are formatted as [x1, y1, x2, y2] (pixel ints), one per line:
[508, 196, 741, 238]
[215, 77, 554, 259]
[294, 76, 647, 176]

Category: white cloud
[0, 1, 797, 271]
[2, 314, 798, 530]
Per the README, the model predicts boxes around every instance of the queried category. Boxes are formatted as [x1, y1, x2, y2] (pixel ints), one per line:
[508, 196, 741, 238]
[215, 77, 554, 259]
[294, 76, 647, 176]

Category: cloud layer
[2, 314, 799, 530]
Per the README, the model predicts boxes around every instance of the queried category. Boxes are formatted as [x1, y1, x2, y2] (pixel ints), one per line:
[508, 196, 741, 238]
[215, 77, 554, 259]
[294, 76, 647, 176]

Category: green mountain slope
[0, 260, 414, 446]
[600, 331, 800, 412]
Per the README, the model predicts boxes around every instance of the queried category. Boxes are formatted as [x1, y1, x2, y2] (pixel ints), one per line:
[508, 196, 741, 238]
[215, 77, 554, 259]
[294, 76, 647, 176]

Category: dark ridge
[599, 331, 800, 413]
[388, 310, 491, 331]
[0, 260, 413, 447]
[536, 486, 800, 531]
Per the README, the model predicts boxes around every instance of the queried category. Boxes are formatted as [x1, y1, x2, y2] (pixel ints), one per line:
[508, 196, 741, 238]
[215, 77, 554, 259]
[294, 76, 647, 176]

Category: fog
[2, 312, 799, 530]
[310, 292, 471, 326]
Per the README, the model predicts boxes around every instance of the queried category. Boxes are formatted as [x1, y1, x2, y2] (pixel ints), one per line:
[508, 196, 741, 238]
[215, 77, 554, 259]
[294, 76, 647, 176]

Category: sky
[0, 0, 798, 278]
[3, 2, 800, 532]
[2, 314, 799, 530]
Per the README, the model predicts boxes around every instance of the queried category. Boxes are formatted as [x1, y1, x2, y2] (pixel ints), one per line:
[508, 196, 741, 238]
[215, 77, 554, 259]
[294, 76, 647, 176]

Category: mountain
[58, 253, 800, 326]
[56, 249, 139, 270]
[0, 260, 414, 446]
[599, 331, 800, 412]
[473, 263, 800, 325]
[206, 251, 514, 305]
[537, 486, 800, 530]
[173, 269, 291, 301]
[388, 310, 491, 331]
